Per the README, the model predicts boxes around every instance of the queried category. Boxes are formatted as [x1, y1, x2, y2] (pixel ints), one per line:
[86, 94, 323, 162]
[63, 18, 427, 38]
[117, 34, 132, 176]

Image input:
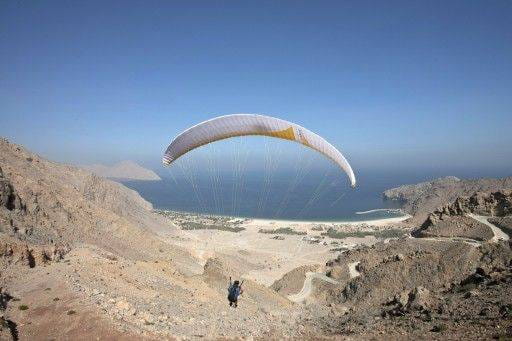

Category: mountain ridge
[383, 175, 512, 223]
[81, 160, 161, 181]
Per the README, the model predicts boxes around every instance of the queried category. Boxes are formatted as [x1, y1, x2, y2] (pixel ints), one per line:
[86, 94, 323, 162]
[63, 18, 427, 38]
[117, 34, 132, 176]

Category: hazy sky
[1, 1, 511, 176]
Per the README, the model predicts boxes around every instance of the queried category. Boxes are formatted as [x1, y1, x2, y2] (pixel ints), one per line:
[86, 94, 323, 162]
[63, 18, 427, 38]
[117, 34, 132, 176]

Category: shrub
[180, 222, 245, 232]
[258, 227, 306, 235]
[431, 324, 446, 333]
[321, 227, 406, 239]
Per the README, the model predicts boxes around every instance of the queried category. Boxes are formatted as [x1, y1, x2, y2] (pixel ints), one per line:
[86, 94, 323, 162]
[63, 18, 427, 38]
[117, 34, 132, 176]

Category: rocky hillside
[383, 176, 512, 224]
[82, 160, 161, 181]
[0, 138, 181, 261]
[0, 138, 307, 340]
[271, 189, 512, 339]
[413, 191, 512, 240]
[311, 238, 512, 339]
[489, 216, 512, 238]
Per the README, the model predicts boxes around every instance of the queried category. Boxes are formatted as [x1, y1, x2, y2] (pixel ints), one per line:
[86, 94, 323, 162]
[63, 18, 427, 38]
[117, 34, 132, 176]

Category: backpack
[228, 285, 241, 301]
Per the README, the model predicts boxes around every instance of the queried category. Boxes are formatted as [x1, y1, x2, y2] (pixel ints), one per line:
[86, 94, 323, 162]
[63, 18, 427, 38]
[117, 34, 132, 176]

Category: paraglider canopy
[163, 114, 356, 187]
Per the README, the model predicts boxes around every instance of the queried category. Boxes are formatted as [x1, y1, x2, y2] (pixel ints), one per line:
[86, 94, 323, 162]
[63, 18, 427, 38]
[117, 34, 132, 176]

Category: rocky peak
[81, 160, 161, 181]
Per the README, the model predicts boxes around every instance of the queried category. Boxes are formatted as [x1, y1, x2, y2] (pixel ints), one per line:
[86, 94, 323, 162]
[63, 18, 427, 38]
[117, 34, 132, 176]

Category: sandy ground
[247, 214, 411, 227]
[156, 214, 410, 287]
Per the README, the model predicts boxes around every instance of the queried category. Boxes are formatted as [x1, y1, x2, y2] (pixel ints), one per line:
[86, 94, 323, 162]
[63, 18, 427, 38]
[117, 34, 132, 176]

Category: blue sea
[119, 169, 422, 222]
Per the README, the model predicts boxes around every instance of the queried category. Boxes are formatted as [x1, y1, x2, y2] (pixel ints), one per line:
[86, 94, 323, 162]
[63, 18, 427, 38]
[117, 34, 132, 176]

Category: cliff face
[383, 176, 512, 224]
[81, 160, 161, 181]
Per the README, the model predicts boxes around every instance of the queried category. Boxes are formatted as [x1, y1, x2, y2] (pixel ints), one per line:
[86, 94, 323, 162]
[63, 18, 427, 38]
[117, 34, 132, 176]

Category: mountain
[0, 138, 193, 264]
[81, 160, 161, 181]
[383, 176, 512, 223]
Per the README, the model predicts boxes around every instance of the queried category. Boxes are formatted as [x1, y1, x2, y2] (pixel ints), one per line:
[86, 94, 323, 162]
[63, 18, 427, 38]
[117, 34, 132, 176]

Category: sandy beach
[246, 213, 411, 228]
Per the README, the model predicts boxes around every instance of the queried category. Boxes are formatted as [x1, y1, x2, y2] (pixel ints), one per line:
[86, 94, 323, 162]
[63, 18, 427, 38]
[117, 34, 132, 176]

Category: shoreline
[355, 208, 403, 215]
[247, 214, 411, 227]
[155, 208, 411, 226]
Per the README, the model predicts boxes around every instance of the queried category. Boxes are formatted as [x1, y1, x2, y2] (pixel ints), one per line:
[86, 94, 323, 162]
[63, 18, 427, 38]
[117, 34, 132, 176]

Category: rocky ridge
[82, 160, 161, 181]
[269, 189, 512, 339]
[414, 191, 512, 240]
[383, 176, 512, 224]
[0, 138, 181, 261]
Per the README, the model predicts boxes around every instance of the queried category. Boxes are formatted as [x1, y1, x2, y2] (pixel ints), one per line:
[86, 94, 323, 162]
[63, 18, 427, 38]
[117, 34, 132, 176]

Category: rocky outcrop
[0, 235, 70, 268]
[413, 191, 512, 239]
[383, 176, 512, 224]
[426, 191, 512, 218]
[413, 216, 494, 241]
[0, 167, 23, 212]
[271, 264, 320, 296]
[0, 288, 17, 341]
[382, 286, 434, 317]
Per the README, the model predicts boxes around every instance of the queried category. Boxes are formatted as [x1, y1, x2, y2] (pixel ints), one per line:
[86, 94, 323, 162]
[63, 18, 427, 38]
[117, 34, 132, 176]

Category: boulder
[407, 286, 431, 311]
[327, 266, 344, 280]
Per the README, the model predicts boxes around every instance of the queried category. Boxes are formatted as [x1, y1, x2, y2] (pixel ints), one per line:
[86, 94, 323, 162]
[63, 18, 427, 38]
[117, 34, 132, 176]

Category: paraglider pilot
[228, 277, 243, 308]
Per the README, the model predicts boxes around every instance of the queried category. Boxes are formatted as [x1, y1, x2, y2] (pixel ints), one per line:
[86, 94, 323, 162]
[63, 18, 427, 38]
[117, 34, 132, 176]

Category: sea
[119, 169, 436, 222]
[119, 137, 509, 222]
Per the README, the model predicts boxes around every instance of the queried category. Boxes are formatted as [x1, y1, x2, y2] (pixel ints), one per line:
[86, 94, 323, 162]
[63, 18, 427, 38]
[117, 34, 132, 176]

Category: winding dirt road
[288, 260, 361, 303]
[467, 214, 509, 242]
[288, 217, 510, 304]
[287, 272, 339, 303]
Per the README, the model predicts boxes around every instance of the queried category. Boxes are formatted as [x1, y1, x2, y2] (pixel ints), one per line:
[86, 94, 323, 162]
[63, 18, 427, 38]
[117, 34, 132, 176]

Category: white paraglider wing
[162, 114, 356, 187]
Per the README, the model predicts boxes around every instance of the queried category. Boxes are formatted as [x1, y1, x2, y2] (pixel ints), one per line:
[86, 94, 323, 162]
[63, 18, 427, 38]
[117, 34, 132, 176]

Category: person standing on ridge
[227, 277, 243, 308]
